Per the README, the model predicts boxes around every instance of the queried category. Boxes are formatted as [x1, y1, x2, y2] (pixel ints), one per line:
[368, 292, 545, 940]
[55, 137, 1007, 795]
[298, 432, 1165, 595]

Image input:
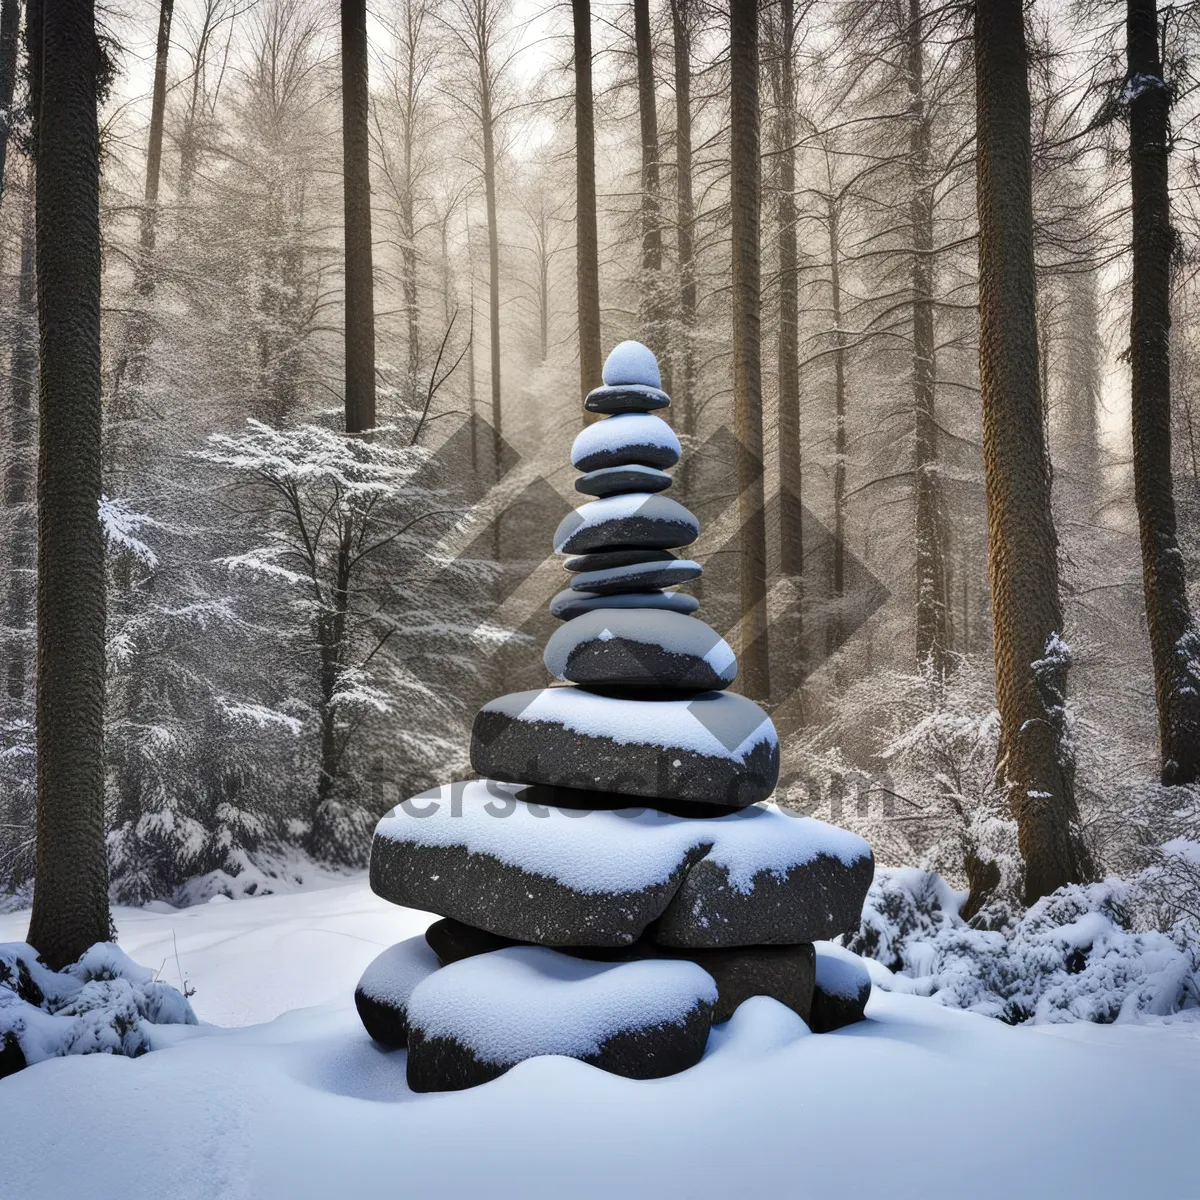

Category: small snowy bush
[0, 942, 197, 1079]
[850, 868, 1200, 1024]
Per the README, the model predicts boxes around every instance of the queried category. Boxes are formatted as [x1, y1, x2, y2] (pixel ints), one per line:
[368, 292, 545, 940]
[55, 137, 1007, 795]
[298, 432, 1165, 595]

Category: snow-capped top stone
[603, 340, 661, 389]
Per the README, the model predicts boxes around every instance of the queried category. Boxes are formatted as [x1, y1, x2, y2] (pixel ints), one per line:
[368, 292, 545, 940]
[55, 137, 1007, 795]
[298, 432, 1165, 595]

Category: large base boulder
[404, 946, 716, 1092]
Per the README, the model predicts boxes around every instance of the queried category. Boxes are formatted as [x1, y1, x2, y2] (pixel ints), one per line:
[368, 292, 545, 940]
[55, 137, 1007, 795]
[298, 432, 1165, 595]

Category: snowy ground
[1, 877, 1198, 1200]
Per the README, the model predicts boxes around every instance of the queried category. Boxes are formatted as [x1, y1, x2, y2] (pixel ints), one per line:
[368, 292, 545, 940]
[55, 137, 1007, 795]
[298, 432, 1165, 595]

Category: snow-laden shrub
[0, 942, 197, 1079]
[849, 868, 1200, 1023]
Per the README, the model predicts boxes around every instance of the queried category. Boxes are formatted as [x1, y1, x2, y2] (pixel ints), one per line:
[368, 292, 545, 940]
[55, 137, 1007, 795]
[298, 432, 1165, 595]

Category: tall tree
[669, 0, 695, 488]
[573, 0, 602, 403]
[138, 0, 173, 291]
[1126, 0, 1200, 785]
[730, 0, 770, 700]
[633, 0, 665, 378]
[974, 0, 1090, 903]
[341, 0, 376, 433]
[0, 0, 20, 208]
[25, 0, 112, 967]
[907, 0, 949, 677]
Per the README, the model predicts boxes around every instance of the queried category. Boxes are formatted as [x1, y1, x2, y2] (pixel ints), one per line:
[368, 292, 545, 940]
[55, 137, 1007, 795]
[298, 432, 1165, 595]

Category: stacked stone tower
[356, 342, 874, 1092]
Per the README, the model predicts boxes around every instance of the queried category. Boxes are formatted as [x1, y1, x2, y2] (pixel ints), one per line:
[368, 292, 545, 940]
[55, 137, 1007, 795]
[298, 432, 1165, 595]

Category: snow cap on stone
[603, 340, 661, 389]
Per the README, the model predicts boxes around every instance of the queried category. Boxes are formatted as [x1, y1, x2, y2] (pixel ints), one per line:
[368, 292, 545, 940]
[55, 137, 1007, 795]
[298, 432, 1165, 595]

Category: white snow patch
[571, 413, 680, 468]
[356, 937, 440, 1008]
[408, 946, 715, 1063]
[813, 942, 871, 1000]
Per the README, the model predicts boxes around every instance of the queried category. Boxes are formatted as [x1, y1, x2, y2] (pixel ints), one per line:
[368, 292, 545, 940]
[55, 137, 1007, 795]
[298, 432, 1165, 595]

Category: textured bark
[730, 0, 769, 701]
[670, 0, 696, 497]
[908, 0, 949, 676]
[1127, 0, 1200, 785]
[772, 0, 802, 582]
[634, 0, 666, 382]
[975, 0, 1090, 903]
[827, 191, 847, 657]
[0, 0, 20, 209]
[393, 3, 425, 408]
[5, 174, 34, 703]
[476, 15, 503, 465]
[573, 0, 602, 408]
[139, 0, 172, 279]
[341, 0, 377, 433]
[26, 0, 113, 968]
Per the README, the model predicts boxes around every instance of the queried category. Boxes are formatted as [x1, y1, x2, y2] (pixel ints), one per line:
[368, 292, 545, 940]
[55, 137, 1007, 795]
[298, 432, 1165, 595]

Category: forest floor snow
[0, 876, 1197, 1200]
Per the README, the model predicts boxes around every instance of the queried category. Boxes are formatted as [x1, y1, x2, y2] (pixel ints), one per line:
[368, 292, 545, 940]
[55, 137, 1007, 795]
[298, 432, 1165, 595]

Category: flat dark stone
[584, 383, 671, 413]
[576, 465, 672, 497]
[549, 588, 700, 621]
[543, 609, 734, 690]
[571, 414, 680, 472]
[471, 687, 778, 808]
[425, 918, 815, 1025]
[404, 947, 715, 1092]
[570, 558, 701, 595]
[808, 946, 872, 1032]
[565, 548, 676, 573]
[514, 783, 744, 819]
[554, 494, 699, 555]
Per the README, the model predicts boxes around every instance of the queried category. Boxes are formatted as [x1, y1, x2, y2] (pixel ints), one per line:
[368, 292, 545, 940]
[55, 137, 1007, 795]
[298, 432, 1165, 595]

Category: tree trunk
[138, 0, 172, 286]
[0, 0, 20, 209]
[975, 0, 1091, 903]
[670, 0, 695, 495]
[774, 0, 801, 582]
[5, 171, 34, 703]
[634, 0, 666, 382]
[827, 191, 847, 658]
[1127, 0, 1200, 785]
[341, 0, 376, 433]
[25, 0, 112, 968]
[908, 0, 949, 677]
[730, 0, 769, 702]
[573, 0, 602, 407]
[477, 34, 503, 466]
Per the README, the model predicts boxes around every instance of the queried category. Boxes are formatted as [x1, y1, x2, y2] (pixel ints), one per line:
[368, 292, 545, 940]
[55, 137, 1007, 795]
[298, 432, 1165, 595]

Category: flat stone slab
[554, 493, 700, 555]
[550, 588, 699, 621]
[570, 558, 702, 595]
[576, 465, 672, 498]
[571, 414, 680, 472]
[585, 384, 671, 414]
[565, 548, 676, 573]
[370, 781, 874, 948]
[543, 609, 735, 690]
[353, 937, 441, 1048]
[424, 918, 815, 1026]
[405, 946, 716, 1091]
[808, 943, 872, 1032]
[471, 686, 777, 806]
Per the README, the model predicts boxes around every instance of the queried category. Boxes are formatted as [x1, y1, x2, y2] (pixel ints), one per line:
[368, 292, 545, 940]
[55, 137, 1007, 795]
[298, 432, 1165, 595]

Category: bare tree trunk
[5, 171, 34, 703]
[1127, 0, 1200, 785]
[25, 0, 112, 968]
[670, 0, 695, 492]
[634, 0, 666, 383]
[573, 0, 602, 407]
[827, 191, 847, 657]
[730, 0, 769, 701]
[0, 0, 20, 209]
[341, 0, 376, 433]
[774, 0, 802, 582]
[975, 0, 1090, 903]
[908, 0, 949, 677]
[138, 0, 172, 289]
[476, 32, 503, 465]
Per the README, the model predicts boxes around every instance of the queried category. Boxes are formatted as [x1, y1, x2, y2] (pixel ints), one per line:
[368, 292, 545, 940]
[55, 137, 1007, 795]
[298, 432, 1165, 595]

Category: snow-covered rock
[575, 464, 672, 498]
[809, 943, 871, 1032]
[543, 608, 735, 690]
[602, 339, 662, 388]
[549, 587, 700, 621]
[569, 557, 702, 596]
[369, 781, 873, 947]
[353, 937, 440, 1048]
[470, 686, 778, 806]
[553, 492, 700, 555]
[571, 413, 680, 472]
[405, 946, 715, 1091]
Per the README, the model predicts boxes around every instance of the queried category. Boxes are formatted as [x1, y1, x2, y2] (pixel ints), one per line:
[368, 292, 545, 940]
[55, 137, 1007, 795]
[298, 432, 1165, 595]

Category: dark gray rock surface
[549, 588, 700, 621]
[575, 465, 672, 498]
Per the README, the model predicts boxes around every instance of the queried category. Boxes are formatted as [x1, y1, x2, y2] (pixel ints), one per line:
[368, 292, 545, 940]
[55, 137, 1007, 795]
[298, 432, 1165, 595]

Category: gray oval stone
[576, 464, 672, 497]
[565, 548, 676, 573]
[570, 558, 702, 595]
[553, 493, 700, 555]
[584, 383, 671, 413]
[571, 414, 680, 472]
[549, 588, 701, 621]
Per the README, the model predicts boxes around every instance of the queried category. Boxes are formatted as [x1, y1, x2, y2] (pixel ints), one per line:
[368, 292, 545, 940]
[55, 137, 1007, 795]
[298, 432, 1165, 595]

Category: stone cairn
[356, 342, 876, 1092]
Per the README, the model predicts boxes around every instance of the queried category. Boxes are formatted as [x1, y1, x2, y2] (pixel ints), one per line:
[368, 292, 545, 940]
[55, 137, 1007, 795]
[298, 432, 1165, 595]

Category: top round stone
[603, 340, 661, 389]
